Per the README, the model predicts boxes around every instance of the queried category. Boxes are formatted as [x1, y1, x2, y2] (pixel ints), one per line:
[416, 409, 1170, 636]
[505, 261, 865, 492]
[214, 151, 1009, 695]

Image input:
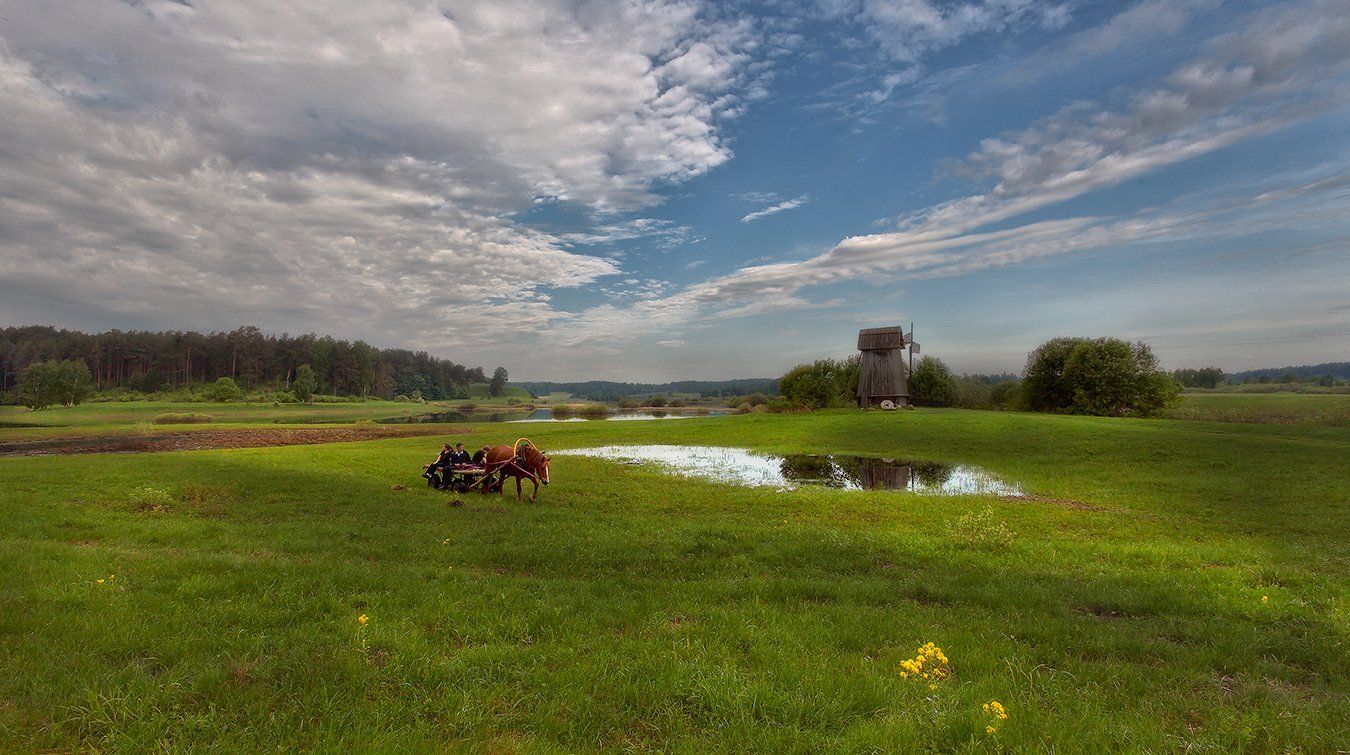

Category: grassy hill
[464, 382, 534, 400]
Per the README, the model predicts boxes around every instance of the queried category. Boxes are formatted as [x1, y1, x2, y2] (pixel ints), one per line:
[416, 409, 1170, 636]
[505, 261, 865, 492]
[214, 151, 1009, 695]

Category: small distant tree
[1171, 367, 1225, 389]
[54, 359, 93, 406]
[645, 395, 668, 407]
[909, 356, 958, 407]
[18, 361, 60, 410]
[207, 376, 242, 402]
[17, 359, 92, 409]
[489, 367, 508, 397]
[292, 364, 318, 404]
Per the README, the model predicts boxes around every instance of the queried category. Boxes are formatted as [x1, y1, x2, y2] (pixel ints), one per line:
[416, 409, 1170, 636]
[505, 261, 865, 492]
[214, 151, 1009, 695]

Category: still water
[553, 445, 1023, 496]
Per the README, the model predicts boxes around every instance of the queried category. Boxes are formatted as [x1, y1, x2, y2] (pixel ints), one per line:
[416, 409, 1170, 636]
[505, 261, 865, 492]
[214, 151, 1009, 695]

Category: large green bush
[909, 356, 958, 407]
[778, 357, 859, 410]
[1022, 337, 1179, 417]
[206, 376, 243, 403]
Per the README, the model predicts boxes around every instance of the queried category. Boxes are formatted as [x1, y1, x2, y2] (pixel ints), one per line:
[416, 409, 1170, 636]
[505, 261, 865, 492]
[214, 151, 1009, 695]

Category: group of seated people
[422, 442, 491, 490]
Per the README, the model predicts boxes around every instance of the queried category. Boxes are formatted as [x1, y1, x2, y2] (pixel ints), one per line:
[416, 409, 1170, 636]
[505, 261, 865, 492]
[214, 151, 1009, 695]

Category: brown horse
[480, 442, 551, 501]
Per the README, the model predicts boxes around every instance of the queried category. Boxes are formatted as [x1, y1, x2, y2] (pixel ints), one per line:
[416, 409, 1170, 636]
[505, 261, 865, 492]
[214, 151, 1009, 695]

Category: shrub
[1023, 337, 1180, 417]
[668, 398, 687, 408]
[153, 412, 214, 424]
[577, 403, 611, 418]
[507, 398, 522, 405]
[765, 397, 808, 413]
[394, 394, 411, 402]
[644, 395, 668, 407]
[551, 404, 575, 418]
[458, 402, 477, 413]
[909, 356, 958, 407]
[778, 358, 858, 410]
[207, 377, 242, 403]
[617, 397, 639, 409]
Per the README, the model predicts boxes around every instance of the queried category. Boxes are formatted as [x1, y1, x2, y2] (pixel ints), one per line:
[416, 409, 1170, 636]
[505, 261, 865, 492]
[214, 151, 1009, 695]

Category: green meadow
[0, 406, 1346, 751]
[1162, 391, 1350, 426]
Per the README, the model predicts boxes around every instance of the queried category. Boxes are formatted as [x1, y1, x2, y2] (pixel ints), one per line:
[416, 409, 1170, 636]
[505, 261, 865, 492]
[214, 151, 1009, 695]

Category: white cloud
[740, 195, 809, 223]
[0, 0, 770, 363]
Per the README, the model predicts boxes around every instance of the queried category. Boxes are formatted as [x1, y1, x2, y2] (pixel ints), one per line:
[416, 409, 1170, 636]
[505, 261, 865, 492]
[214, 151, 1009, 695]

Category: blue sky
[1, 0, 1347, 379]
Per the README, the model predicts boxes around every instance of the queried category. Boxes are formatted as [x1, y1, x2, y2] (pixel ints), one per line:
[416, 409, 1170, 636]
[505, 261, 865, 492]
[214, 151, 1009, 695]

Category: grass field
[0, 407, 1346, 751]
[1162, 392, 1350, 426]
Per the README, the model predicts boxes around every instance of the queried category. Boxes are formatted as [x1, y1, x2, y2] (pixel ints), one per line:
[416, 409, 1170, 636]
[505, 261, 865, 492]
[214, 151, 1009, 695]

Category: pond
[377, 408, 728, 424]
[553, 445, 1023, 496]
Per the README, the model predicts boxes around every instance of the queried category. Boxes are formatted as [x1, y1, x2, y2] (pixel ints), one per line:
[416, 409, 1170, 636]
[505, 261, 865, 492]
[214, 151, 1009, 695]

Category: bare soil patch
[0, 426, 461, 456]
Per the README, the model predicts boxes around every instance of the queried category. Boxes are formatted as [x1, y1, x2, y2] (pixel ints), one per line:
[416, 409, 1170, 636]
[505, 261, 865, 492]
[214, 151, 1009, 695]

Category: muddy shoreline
[0, 426, 462, 456]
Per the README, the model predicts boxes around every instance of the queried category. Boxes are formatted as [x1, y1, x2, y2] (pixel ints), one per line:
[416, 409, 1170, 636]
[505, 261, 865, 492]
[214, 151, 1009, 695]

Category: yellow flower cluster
[897, 642, 949, 680]
[358, 614, 370, 626]
[95, 573, 116, 585]
[983, 700, 1009, 733]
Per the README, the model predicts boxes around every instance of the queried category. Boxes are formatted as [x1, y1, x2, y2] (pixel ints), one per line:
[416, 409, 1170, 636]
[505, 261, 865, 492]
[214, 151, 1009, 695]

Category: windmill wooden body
[856, 326, 909, 409]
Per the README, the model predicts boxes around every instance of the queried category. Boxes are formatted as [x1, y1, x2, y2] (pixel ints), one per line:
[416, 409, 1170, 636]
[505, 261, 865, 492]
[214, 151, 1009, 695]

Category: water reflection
[553, 445, 1021, 496]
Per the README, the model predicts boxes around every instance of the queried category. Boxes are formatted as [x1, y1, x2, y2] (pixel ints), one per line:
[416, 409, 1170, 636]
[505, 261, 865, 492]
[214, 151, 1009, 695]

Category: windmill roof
[857, 326, 905, 351]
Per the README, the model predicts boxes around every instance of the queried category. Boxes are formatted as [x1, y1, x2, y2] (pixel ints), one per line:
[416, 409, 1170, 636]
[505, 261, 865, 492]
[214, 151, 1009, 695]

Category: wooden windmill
[856, 325, 910, 409]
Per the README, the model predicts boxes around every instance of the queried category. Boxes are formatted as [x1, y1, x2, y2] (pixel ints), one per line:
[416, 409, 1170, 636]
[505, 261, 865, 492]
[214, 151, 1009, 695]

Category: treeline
[1224, 362, 1349, 385]
[515, 378, 778, 402]
[780, 337, 1181, 417]
[0, 325, 498, 402]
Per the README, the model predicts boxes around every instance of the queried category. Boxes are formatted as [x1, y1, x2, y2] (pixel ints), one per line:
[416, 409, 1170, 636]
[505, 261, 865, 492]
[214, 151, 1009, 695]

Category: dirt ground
[0, 426, 463, 456]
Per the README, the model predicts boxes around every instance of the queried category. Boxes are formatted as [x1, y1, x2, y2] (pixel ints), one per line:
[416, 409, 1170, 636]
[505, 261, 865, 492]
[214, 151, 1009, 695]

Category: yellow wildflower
[897, 642, 949, 682]
[1261, 595, 1269, 603]
[929, 684, 937, 691]
[358, 614, 369, 626]
[986, 726, 996, 734]
[96, 578, 104, 584]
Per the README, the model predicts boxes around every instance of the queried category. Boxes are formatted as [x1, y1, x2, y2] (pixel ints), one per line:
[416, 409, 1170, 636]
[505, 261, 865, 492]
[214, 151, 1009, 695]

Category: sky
[0, 0, 1347, 381]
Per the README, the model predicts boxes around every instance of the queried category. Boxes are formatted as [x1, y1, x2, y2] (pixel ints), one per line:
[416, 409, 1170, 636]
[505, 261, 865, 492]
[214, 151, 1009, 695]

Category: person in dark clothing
[471, 445, 490, 465]
[449, 442, 473, 467]
[424, 443, 454, 488]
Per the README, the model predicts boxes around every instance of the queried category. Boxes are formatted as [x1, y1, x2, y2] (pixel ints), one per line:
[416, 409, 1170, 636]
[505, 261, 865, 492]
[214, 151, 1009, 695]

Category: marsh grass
[577, 402, 611, 418]
[0, 408, 1346, 751]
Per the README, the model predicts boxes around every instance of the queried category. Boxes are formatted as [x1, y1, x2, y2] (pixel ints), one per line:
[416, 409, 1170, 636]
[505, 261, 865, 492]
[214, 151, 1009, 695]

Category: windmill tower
[856, 326, 909, 409]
